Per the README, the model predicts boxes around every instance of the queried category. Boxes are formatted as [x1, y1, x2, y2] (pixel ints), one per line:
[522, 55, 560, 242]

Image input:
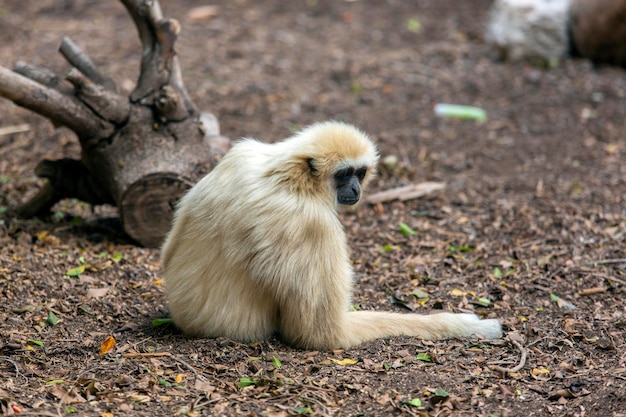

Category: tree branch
[0, 66, 114, 141]
[13, 61, 74, 95]
[120, 0, 196, 118]
[66, 68, 130, 125]
[59, 37, 117, 92]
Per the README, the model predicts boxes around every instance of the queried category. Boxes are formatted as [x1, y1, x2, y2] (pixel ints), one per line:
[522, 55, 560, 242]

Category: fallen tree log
[0, 0, 229, 247]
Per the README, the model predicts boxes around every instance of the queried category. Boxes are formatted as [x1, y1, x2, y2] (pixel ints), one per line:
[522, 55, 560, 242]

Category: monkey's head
[285, 121, 379, 207]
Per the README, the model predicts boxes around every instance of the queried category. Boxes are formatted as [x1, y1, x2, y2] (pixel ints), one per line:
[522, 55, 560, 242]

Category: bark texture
[0, 0, 229, 247]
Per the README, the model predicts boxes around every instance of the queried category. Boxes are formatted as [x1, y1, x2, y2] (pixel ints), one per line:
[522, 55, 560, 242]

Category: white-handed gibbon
[161, 121, 502, 349]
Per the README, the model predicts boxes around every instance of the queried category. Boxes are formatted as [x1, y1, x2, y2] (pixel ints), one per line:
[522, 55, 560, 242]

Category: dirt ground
[1, 0, 625, 416]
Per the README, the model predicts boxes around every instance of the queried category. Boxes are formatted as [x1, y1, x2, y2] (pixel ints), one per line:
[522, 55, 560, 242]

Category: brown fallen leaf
[49, 386, 86, 404]
[548, 388, 576, 400]
[87, 287, 109, 298]
[99, 335, 115, 355]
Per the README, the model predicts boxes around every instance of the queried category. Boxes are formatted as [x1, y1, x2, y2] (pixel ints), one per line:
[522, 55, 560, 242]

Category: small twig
[122, 351, 172, 358]
[193, 397, 224, 409]
[584, 258, 626, 266]
[489, 337, 527, 375]
[0, 356, 22, 378]
[171, 355, 202, 376]
[0, 123, 30, 136]
[578, 287, 607, 296]
[123, 351, 221, 385]
[366, 181, 445, 204]
[604, 275, 626, 286]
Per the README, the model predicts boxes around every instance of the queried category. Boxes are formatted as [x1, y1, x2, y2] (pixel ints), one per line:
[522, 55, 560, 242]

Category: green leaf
[399, 222, 417, 237]
[238, 377, 256, 389]
[152, 318, 174, 327]
[294, 406, 312, 414]
[47, 311, 59, 326]
[28, 339, 44, 347]
[492, 267, 502, 278]
[473, 297, 492, 307]
[78, 306, 95, 316]
[410, 289, 429, 299]
[406, 18, 421, 33]
[159, 378, 172, 386]
[350, 81, 362, 94]
[65, 265, 85, 277]
[46, 379, 64, 385]
[449, 245, 473, 252]
[271, 356, 282, 369]
[433, 388, 449, 397]
[380, 243, 394, 253]
[403, 398, 422, 407]
[112, 252, 124, 262]
[416, 353, 431, 362]
[550, 293, 560, 302]
[434, 103, 487, 122]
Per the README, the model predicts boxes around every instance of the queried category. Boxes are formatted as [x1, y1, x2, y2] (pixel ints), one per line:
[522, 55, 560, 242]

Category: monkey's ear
[306, 158, 319, 175]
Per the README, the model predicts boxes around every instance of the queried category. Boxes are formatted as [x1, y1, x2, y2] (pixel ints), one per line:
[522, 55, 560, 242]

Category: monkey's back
[161, 138, 352, 342]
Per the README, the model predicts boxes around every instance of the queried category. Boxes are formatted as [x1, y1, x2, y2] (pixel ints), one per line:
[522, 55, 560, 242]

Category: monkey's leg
[340, 311, 502, 348]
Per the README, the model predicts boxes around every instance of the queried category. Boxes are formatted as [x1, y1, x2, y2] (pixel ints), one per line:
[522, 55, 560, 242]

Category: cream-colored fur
[161, 121, 502, 349]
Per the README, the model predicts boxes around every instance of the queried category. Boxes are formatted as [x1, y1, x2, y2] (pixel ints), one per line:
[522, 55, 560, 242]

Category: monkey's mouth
[339, 197, 360, 206]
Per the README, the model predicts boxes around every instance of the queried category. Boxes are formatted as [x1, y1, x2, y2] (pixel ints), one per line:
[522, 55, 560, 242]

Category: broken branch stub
[0, 0, 229, 247]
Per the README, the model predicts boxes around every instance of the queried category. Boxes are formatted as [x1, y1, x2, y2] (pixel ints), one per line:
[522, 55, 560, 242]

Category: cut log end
[120, 173, 193, 248]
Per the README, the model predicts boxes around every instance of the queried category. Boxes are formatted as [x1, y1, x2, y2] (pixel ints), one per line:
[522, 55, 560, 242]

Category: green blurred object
[434, 103, 487, 122]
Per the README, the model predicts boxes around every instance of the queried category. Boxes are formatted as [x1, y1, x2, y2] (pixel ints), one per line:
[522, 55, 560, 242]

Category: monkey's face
[334, 166, 368, 205]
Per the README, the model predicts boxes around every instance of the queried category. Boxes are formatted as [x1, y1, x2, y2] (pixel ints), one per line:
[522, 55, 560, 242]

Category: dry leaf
[328, 357, 358, 366]
[128, 393, 150, 403]
[49, 386, 86, 404]
[99, 336, 116, 355]
[87, 287, 109, 298]
[531, 368, 551, 381]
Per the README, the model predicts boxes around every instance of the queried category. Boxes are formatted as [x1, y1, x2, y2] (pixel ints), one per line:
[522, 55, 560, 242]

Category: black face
[334, 166, 367, 205]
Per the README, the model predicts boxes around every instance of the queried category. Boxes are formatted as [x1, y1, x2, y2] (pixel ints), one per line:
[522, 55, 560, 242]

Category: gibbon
[160, 121, 502, 350]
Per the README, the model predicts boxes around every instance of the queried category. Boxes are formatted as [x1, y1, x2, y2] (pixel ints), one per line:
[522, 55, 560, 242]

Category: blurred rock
[485, 0, 570, 64]
[569, 0, 626, 67]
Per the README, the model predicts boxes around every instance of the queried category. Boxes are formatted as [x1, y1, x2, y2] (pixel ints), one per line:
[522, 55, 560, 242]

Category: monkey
[160, 121, 502, 350]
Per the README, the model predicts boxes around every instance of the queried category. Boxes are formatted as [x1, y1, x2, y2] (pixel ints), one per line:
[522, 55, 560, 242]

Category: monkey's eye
[334, 168, 353, 182]
[355, 167, 367, 181]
